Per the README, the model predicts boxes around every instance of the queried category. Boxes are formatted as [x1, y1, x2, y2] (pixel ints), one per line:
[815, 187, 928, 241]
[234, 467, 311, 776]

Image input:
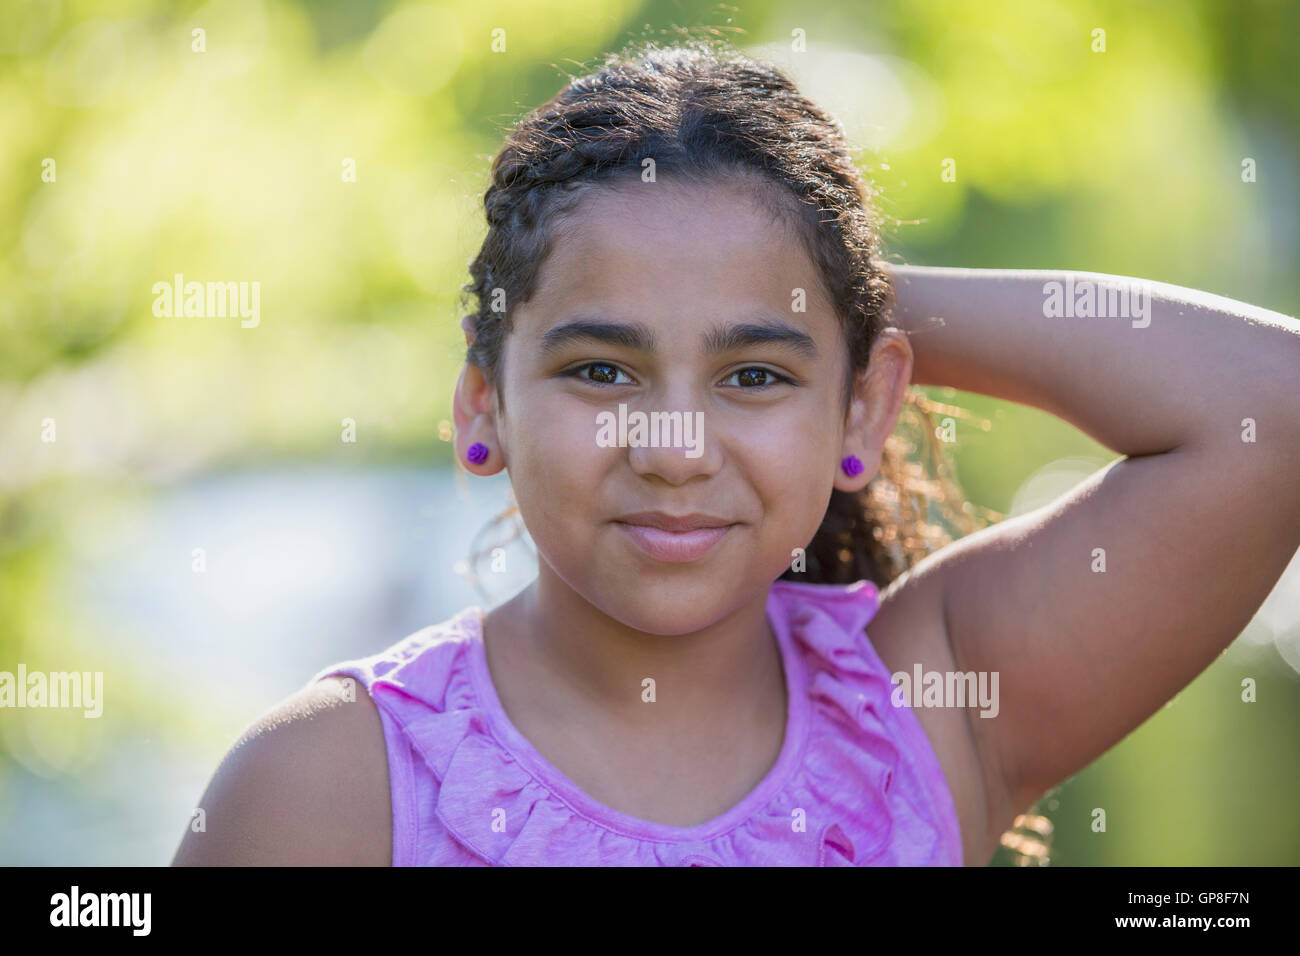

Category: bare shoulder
[171, 676, 392, 866]
[868, 558, 1017, 867]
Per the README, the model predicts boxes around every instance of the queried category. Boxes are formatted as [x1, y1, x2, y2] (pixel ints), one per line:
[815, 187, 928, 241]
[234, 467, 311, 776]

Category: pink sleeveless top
[309, 578, 963, 866]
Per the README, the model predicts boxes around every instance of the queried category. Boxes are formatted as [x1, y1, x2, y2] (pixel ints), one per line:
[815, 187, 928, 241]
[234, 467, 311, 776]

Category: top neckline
[463, 581, 813, 844]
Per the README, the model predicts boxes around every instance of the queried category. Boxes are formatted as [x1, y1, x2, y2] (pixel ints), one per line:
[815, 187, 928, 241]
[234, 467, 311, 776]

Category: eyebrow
[538, 317, 819, 359]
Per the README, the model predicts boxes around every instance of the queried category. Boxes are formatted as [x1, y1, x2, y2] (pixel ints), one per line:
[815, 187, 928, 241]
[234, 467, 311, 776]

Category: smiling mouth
[613, 520, 735, 563]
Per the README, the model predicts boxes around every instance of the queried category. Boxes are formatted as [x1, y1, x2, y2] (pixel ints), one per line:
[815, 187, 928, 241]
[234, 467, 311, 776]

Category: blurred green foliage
[2, 0, 1297, 864]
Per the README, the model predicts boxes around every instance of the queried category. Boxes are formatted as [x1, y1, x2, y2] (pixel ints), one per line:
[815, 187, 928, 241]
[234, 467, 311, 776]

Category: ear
[834, 328, 914, 493]
[452, 316, 505, 475]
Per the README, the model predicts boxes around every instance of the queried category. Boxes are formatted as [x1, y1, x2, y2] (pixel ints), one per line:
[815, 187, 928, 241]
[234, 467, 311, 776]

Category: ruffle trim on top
[770, 579, 963, 866]
[311, 578, 963, 867]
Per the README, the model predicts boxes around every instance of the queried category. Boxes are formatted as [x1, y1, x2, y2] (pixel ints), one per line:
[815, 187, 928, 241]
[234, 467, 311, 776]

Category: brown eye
[587, 363, 621, 384]
[724, 367, 793, 389]
[563, 362, 632, 387]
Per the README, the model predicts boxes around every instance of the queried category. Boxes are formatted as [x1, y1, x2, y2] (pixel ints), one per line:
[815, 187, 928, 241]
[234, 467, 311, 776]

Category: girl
[172, 41, 1300, 866]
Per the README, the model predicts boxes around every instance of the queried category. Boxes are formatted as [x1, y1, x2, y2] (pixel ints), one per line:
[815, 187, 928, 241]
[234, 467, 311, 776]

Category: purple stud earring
[841, 454, 864, 477]
[466, 442, 489, 465]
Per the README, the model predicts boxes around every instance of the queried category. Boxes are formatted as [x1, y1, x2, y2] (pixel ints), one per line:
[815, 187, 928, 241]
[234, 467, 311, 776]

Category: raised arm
[880, 262, 1300, 818]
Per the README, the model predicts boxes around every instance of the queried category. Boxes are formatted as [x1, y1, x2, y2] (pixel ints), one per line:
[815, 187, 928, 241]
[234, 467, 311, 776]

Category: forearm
[881, 263, 1300, 456]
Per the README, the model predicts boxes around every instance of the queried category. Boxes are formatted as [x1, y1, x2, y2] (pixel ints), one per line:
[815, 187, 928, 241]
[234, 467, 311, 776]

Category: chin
[590, 572, 748, 636]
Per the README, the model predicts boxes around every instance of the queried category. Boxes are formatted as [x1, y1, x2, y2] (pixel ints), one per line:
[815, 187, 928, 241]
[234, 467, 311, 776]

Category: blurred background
[1, 0, 1297, 865]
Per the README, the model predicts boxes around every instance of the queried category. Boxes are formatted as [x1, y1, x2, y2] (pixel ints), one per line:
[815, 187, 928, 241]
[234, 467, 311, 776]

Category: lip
[616, 511, 734, 532]
[614, 513, 736, 563]
[616, 523, 733, 563]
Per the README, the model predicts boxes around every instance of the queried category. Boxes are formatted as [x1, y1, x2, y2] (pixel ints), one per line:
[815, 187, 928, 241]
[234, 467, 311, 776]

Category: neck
[484, 564, 786, 739]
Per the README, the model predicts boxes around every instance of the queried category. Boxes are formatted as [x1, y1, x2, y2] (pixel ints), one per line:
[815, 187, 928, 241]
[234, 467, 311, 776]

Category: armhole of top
[855, 624, 966, 867]
[370, 687, 420, 868]
[314, 670, 420, 868]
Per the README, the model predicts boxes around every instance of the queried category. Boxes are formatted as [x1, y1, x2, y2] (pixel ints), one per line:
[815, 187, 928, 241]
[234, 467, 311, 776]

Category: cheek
[502, 395, 611, 519]
[722, 405, 841, 532]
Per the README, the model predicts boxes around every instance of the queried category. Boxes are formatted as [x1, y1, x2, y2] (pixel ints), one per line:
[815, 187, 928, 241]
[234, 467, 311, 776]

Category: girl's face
[459, 174, 905, 634]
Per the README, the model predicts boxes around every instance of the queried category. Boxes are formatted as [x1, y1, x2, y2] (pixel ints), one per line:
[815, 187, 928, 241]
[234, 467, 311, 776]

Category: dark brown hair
[457, 36, 1049, 864]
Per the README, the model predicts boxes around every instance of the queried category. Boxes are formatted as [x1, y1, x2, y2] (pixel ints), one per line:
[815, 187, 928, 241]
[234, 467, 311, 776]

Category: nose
[623, 405, 721, 485]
